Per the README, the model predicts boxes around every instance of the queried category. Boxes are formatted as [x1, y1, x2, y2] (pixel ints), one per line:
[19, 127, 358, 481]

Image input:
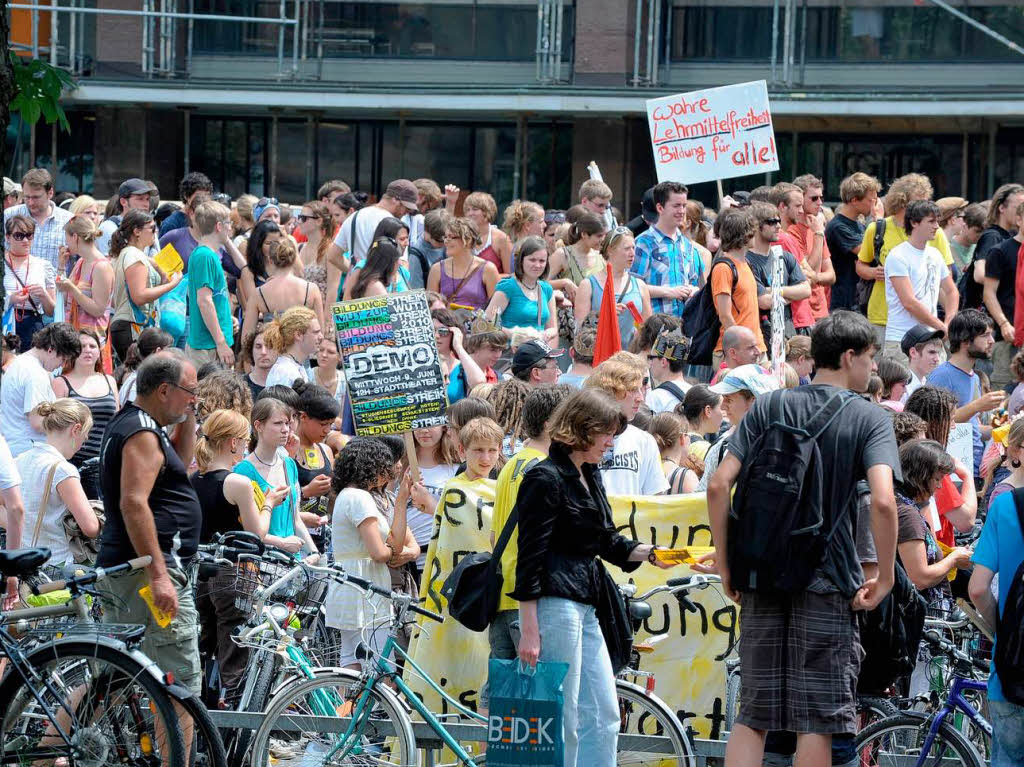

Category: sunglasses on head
[257, 197, 279, 207]
[544, 211, 566, 225]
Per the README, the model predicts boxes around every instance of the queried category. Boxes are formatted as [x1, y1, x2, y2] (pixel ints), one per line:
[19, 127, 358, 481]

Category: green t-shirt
[186, 244, 233, 350]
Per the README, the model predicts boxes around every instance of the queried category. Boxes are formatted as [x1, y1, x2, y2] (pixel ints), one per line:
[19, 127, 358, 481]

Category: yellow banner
[405, 480, 736, 741]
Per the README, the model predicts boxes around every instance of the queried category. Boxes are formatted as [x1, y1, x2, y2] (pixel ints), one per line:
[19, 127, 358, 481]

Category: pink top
[69, 257, 109, 333]
[474, 225, 503, 273]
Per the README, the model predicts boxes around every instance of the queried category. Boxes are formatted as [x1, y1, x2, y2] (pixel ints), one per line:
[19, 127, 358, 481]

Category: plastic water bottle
[299, 739, 330, 767]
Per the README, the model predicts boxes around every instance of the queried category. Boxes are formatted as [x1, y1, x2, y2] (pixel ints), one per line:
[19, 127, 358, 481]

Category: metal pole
[651, 0, 661, 85]
[317, 0, 324, 80]
[770, 0, 779, 84]
[278, 0, 286, 79]
[31, 0, 39, 58]
[645, 0, 655, 84]
[536, 0, 546, 82]
[553, 0, 563, 82]
[141, 0, 148, 75]
[663, 1, 672, 78]
[183, 108, 191, 173]
[69, 0, 76, 73]
[924, 0, 1024, 57]
[987, 122, 997, 196]
[799, 0, 807, 84]
[632, 0, 643, 85]
[292, 0, 300, 76]
[788, 0, 797, 85]
[8, 3, 299, 24]
[49, 0, 57, 65]
[186, 0, 194, 75]
[781, 0, 791, 85]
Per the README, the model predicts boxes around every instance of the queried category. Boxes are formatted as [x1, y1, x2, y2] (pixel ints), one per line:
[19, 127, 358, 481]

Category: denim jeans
[991, 699, 1024, 767]
[536, 596, 618, 767]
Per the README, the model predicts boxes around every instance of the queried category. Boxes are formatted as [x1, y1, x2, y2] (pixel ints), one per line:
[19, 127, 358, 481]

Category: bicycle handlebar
[337, 571, 444, 623]
[922, 629, 990, 673]
[30, 555, 153, 596]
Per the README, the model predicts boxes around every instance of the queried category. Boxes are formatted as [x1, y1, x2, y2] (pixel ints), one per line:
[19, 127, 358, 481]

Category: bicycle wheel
[0, 639, 187, 767]
[616, 680, 695, 767]
[855, 712, 984, 767]
[247, 672, 415, 767]
[724, 667, 741, 734]
[229, 651, 280, 767]
[858, 694, 901, 728]
[179, 690, 229, 767]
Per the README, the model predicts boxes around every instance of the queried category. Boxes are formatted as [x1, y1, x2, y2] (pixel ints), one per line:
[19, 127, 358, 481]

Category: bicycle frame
[328, 633, 485, 765]
[916, 676, 991, 765]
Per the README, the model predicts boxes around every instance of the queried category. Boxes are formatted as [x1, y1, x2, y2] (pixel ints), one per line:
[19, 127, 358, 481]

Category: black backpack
[655, 380, 687, 405]
[855, 218, 885, 315]
[727, 388, 856, 593]
[994, 488, 1024, 705]
[856, 481, 928, 693]
[681, 257, 738, 366]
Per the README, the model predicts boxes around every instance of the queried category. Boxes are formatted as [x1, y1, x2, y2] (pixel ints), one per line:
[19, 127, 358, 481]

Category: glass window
[316, 123, 358, 194]
[274, 120, 311, 202]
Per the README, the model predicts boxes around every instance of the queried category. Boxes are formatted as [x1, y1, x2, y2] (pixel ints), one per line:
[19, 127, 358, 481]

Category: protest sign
[332, 290, 448, 437]
[646, 80, 779, 185]
[406, 486, 734, 744]
[946, 421, 973, 482]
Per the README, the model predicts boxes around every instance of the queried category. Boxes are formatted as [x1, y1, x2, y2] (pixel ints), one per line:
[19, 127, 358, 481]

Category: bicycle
[0, 546, 197, 767]
[247, 563, 706, 766]
[854, 626, 992, 767]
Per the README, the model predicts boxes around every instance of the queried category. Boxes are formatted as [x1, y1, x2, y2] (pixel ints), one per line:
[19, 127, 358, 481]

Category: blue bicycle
[855, 627, 991, 767]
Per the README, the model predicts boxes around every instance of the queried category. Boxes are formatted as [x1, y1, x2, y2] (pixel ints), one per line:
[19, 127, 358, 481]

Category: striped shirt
[4, 203, 73, 273]
[632, 225, 702, 316]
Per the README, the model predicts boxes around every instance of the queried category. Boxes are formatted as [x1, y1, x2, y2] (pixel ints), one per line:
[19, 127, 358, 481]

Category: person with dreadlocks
[487, 376, 532, 458]
[904, 385, 977, 548]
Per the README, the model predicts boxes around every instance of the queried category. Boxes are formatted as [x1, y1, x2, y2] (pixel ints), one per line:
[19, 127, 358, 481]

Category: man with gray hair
[97, 351, 203, 713]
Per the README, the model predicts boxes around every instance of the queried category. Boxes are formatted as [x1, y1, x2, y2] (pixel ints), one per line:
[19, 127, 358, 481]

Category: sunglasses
[763, 218, 782, 226]
[807, 195, 823, 202]
[8, 231, 33, 241]
[435, 327, 452, 336]
[296, 214, 316, 223]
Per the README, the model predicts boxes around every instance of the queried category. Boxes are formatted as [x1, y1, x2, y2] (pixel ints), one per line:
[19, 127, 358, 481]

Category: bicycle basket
[285, 568, 332, 621]
[233, 556, 295, 612]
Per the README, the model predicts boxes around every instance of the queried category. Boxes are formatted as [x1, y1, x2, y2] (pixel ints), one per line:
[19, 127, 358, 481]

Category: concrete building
[7, 0, 1024, 212]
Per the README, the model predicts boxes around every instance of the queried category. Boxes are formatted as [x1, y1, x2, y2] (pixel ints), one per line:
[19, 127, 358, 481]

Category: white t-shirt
[332, 206, 392, 264]
[264, 356, 309, 389]
[16, 442, 79, 566]
[903, 370, 925, 403]
[884, 241, 949, 343]
[598, 424, 669, 497]
[407, 462, 459, 568]
[0, 352, 55, 457]
[325, 488, 392, 630]
[646, 380, 691, 414]
[2, 255, 55, 314]
[0, 434, 21, 490]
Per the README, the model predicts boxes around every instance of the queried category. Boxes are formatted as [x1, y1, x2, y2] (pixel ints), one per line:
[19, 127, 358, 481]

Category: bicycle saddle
[0, 547, 52, 578]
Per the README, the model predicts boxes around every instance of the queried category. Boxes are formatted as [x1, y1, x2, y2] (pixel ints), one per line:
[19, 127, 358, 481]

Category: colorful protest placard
[332, 290, 448, 437]
[406, 486, 735, 743]
[646, 80, 779, 185]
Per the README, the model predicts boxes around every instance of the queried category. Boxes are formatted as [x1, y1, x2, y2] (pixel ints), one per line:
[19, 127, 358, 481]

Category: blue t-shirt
[927, 362, 982, 473]
[971, 490, 1024, 702]
[186, 244, 234, 350]
[495, 277, 553, 330]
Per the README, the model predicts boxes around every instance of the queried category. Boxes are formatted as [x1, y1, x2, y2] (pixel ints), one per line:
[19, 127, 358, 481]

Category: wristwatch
[647, 547, 660, 564]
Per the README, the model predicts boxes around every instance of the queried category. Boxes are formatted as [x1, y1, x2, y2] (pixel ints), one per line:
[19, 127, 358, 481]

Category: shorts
[185, 345, 219, 367]
[101, 566, 202, 694]
[737, 590, 862, 735]
[334, 623, 390, 668]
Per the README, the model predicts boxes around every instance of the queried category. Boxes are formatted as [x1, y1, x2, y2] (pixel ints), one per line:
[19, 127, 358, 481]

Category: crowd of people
[2, 164, 1024, 767]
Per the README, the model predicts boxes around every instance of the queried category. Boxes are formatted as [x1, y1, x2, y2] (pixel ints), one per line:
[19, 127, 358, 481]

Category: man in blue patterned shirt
[632, 181, 704, 316]
[3, 168, 72, 274]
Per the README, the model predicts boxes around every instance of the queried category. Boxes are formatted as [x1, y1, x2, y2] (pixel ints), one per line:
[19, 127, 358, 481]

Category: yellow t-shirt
[858, 216, 953, 326]
[491, 446, 546, 614]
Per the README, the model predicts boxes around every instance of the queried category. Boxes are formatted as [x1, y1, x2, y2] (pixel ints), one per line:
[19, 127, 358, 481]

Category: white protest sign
[646, 80, 779, 185]
[946, 421, 973, 479]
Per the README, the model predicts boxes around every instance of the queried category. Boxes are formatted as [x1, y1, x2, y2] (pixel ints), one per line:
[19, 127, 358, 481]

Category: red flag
[593, 264, 622, 366]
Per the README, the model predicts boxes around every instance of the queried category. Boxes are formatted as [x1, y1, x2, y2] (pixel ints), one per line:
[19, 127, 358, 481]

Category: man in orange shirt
[780, 177, 836, 320]
[711, 207, 766, 368]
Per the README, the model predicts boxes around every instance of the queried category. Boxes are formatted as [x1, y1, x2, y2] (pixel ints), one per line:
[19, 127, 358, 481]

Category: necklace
[253, 450, 280, 468]
[284, 352, 302, 366]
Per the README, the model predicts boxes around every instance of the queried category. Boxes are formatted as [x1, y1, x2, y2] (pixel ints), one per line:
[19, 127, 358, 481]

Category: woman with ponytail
[117, 327, 173, 406]
[14, 399, 100, 571]
[502, 200, 546, 253]
[192, 408, 288, 700]
[347, 238, 403, 300]
[546, 211, 606, 302]
[239, 238, 323, 350]
[60, 215, 113, 337]
[109, 209, 180, 363]
[297, 201, 333, 307]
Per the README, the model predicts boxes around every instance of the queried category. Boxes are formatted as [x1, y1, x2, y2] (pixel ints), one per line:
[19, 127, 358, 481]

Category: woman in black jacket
[511, 387, 675, 767]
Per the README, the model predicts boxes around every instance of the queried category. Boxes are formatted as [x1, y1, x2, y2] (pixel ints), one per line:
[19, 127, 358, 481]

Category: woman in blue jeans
[511, 387, 675, 767]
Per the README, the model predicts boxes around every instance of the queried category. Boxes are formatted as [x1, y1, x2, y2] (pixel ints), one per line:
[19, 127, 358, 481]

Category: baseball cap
[385, 179, 419, 212]
[3, 177, 21, 197]
[731, 191, 752, 207]
[512, 339, 564, 377]
[118, 178, 151, 197]
[640, 187, 658, 225]
[709, 364, 778, 397]
[900, 324, 945, 357]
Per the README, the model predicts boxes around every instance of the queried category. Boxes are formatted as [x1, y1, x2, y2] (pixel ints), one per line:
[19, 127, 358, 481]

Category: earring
[1013, 459, 1021, 469]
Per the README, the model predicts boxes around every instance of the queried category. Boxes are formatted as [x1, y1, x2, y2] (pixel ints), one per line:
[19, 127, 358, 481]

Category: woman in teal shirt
[485, 236, 559, 346]
[233, 397, 319, 558]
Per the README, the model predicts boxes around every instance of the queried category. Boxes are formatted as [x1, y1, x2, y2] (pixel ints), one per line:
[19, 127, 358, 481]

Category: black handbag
[595, 562, 634, 676]
[441, 505, 519, 632]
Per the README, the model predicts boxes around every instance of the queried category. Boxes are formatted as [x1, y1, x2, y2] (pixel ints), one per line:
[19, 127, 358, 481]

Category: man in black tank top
[98, 350, 204, 695]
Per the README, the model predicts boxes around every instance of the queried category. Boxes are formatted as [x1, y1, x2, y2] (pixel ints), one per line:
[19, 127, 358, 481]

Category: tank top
[189, 469, 241, 544]
[97, 403, 202, 570]
[61, 374, 117, 467]
[439, 259, 489, 310]
[233, 457, 301, 542]
[258, 281, 311, 323]
[587, 273, 643, 346]
[474, 225, 503, 272]
[558, 245, 605, 285]
[68, 257, 110, 333]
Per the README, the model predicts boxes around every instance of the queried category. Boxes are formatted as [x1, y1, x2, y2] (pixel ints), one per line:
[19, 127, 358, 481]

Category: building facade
[7, 0, 1024, 212]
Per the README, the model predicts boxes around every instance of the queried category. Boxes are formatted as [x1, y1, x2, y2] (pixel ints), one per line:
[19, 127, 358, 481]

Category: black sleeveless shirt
[97, 403, 202, 570]
[190, 469, 242, 544]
